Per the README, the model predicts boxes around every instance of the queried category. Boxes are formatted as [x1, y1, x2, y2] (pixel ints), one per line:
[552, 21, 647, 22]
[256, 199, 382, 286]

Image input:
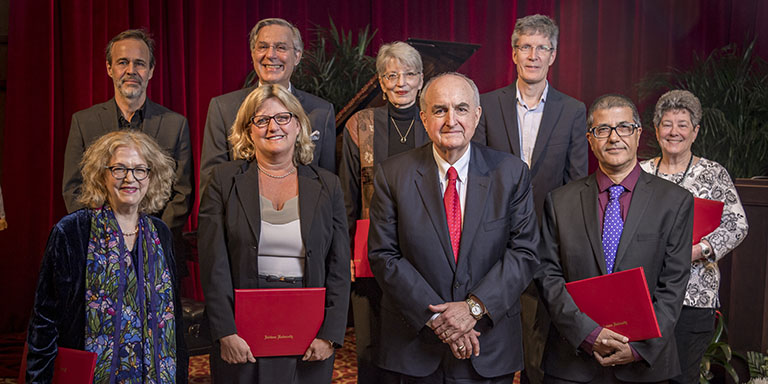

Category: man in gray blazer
[535, 94, 692, 383]
[62, 29, 193, 243]
[199, 18, 336, 196]
[368, 72, 539, 383]
[471, 15, 588, 382]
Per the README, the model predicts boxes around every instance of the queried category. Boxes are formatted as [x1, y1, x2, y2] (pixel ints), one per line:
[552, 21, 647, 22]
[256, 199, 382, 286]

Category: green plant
[637, 39, 768, 178]
[747, 349, 768, 380]
[245, 17, 377, 116]
[700, 311, 739, 383]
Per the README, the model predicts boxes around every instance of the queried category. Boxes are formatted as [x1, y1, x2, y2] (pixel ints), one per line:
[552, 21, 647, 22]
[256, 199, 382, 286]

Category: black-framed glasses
[105, 165, 150, 181]
[513, 44, 555, 55]
[588, 122, 640, 138]
[381, 71, 422, 82]
[250, 112, 294, 128]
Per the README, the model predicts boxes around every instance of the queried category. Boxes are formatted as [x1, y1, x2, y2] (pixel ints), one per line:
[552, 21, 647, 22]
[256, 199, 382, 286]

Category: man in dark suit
[535, 94, 693, 383]
[199, 17, 336, 196]
[471, 15, 588, 382]
[63, 29, 193, 244]
[368, 72, 539, 383]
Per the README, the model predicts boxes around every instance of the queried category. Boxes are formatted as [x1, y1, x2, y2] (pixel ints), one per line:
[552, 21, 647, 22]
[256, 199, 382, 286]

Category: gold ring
[457, 345, 465, 351]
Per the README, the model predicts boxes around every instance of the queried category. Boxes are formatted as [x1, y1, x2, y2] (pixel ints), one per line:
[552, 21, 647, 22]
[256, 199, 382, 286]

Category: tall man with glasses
[535, 94, 692, 383]
[472, 14, 588, 383]
[200, 17, 336, 196]
[63, 29, 194, 258]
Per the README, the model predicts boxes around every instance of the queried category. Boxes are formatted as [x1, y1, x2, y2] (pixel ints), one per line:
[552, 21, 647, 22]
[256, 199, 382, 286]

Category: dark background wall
[0, 0, 766, 333]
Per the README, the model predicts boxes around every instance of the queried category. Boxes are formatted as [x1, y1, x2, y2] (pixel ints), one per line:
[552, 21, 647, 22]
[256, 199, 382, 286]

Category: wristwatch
[466, 296, 484, 320]
[700, 242, 713, 259]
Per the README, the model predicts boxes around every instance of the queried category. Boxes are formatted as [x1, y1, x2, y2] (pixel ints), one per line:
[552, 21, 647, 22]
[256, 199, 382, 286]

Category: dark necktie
[602, 185, 625, 274]
[444, 166, 461, 263]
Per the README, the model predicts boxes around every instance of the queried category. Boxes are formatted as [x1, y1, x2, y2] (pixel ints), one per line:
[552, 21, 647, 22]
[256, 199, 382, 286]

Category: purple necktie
[602, 185, 625, 274]
[444, 167, 461, 263]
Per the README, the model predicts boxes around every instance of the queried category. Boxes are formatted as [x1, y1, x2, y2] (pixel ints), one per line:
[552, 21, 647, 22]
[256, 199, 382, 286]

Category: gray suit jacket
[62, 98, 194, 234]
[198, 160, 350, 346]
[534, 170, 693, 382]
[199, 86, 336, 198]
[368, 143, 540, 378]
[473, 84, 588, 219]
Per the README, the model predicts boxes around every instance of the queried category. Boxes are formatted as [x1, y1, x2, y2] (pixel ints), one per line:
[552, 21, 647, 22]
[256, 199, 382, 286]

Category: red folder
[693, 197, 724, 244]
[353, 219, 374, 278]
[235, 288, 326, 357]
[18, 344, 97, 384]
[565, 267, 661, 341]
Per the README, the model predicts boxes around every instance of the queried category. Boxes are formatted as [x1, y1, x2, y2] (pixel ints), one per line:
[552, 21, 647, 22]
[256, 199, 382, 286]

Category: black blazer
[198, 160, 350, 346]
[25, 210, 187, 383]
[62, 99, 194, 234]
[473, 85, 588, 219]
[535, 171, 693, 382]
[367, 143, 540, 378]
[199, 86, 336, 198]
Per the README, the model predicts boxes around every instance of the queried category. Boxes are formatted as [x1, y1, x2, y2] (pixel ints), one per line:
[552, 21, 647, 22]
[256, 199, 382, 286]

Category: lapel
[233, 161, 262, 243]
[580, 175, 607, 274]
[413, 145, 456, 272]
[373, 106, 388, 165]
[297, 165, 321, 252]
[414, 115, 428, 146]
[498, 85, 521, 156]
[97, 99, 120, 134]
[456, 146, 490, 274]
[613, 171, 653, 268]
[142, 99, 162, 138]
[530, 88, 562, 170]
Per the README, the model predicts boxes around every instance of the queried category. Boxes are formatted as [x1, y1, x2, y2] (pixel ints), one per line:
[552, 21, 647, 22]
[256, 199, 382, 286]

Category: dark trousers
[544, 371, 669, 384]
[670, 306, 716, 384]
[352, 278, 387, 384]
[520, 282, 548, 384]
[379, 350, 516, 384]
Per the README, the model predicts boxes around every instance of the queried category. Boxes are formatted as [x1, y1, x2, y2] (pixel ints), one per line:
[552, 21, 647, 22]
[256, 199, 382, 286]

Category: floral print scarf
[84, 206, 176, 383]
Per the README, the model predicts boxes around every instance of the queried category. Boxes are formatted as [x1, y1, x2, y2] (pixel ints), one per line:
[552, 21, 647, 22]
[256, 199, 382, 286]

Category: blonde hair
[228, 84, 315, 165]
[78, 130, 176, 214]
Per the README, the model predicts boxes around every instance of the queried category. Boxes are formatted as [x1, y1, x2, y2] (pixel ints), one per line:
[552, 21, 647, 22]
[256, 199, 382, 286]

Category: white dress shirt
[515, 82, 549, 167]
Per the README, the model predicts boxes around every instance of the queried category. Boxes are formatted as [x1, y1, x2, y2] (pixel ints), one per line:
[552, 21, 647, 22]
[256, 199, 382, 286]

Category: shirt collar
[515, 81, 549, 110]
[596, 162, 642, 193]
[432, 143, 471, 184]
[115, 99, 147, 124]
[259, 81, 293, 92]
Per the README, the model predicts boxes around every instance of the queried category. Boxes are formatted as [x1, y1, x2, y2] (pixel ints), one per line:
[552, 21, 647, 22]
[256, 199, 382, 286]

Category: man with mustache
[199, 18, 336, 196]
[535, 94, 693, 383]
[62, 29, 194, 262]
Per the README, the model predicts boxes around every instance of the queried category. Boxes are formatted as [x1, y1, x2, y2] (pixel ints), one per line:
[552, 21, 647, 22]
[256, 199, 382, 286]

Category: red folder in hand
[18, 344, 97, 384]
[565, 267, 661, 341]
[353, 219, 374, 278]
[235, 288, 326, 357]
[693, 197, 724, 244]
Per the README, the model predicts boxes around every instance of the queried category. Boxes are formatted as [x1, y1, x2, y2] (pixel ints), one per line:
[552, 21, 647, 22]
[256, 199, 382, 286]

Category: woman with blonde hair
[199, 84, 349, 383]
[25, 130, 186, 383]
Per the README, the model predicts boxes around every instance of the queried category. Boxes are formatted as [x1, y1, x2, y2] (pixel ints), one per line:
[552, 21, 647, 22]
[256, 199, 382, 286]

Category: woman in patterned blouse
[640, 90, 748, 384]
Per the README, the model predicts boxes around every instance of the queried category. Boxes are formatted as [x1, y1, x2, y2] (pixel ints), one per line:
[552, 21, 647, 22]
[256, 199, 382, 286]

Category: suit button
[454, 282, 460, 289]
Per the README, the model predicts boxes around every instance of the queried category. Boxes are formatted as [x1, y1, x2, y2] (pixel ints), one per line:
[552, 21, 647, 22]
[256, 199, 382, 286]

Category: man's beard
[117, 76, 145, 100]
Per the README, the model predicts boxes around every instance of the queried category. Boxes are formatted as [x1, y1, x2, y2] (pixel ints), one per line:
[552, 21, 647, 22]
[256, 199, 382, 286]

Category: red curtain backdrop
[2, 0, 766, 333]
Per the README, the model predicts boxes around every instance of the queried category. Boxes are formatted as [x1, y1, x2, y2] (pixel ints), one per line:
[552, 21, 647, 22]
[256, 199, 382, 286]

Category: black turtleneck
[387, 102, 419, 156]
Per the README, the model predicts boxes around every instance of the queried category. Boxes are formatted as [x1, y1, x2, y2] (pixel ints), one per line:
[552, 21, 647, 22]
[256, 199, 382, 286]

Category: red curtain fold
[2, 0, 766, 333]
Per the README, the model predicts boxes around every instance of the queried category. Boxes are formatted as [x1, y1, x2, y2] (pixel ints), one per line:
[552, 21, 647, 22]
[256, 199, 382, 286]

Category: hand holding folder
[565, 267, 661, 342]
[693, 197, 724, 244]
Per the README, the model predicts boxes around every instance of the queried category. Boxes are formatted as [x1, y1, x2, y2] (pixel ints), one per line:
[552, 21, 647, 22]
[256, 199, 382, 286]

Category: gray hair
[419, 72, 480, 112]
[587, 94, 641, 128]
[106, 29, 155, 68]
[511, 14, 559, 50]
[376, 41, 423, 75]
[249, 18, 303, 53]
[653, 90, 703, 127]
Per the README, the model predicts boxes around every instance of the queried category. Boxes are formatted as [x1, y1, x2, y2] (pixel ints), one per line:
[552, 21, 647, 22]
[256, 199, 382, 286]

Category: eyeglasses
[253, 42, 295, 54]
[588, 123, 640, 138]
[250, 112, 294, 128]
[105, 165, 150, 181]
[513, 44, 555, 55]
[381, 71, 422, 82]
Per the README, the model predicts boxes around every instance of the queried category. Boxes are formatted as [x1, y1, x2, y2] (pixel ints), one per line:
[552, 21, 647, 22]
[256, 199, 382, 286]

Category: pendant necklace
[390, 117, 414, 144]
[655, 153, 694, 185]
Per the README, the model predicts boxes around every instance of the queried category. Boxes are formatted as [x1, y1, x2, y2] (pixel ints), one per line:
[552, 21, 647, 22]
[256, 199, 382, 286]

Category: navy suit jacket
[367, 143, 539, 377]
[199, 86, 336, 197]
[535, 170, 693, 382]
[473, 84, 587, 219]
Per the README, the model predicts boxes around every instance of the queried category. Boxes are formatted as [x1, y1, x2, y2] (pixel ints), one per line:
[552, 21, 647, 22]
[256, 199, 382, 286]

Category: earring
[382, 93, 387, 101]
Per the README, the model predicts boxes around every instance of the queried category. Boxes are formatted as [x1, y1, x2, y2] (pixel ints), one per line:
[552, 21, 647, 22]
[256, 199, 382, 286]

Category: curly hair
[78, 130, 176, 214]
[229, 84, 315, 165]
[653, 89, 703, 128]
